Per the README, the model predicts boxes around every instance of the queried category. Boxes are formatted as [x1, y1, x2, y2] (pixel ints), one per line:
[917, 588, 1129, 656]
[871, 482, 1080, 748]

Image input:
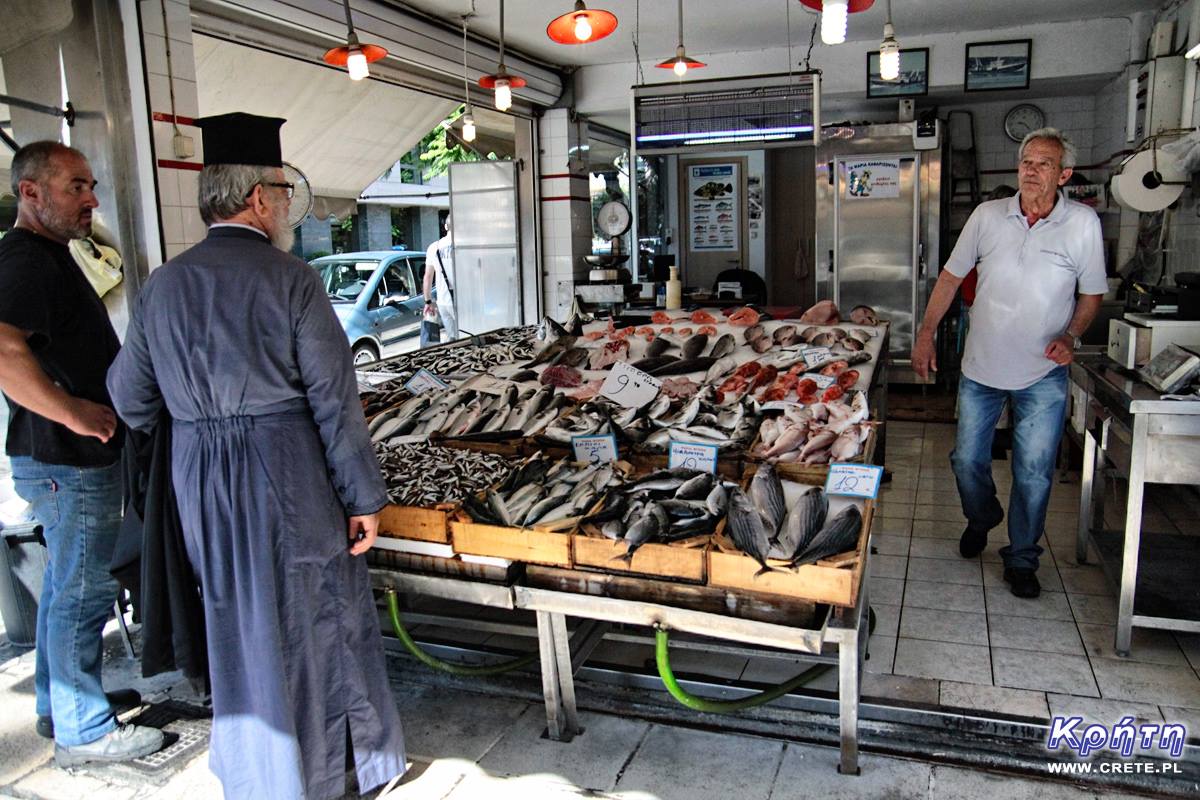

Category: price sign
[404, 368, 449, 395]
[803, 347, 832, 369]
[824, 463, 884, 499]
[572, 434, 619, 465]
[668, 441, 719, 474]
[811, 374, 836, 390]
[600, 361, 663, 409]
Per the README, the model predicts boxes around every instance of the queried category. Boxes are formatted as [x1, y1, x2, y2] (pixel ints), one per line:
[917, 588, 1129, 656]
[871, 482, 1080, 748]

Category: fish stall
[361, 304, 889, 774]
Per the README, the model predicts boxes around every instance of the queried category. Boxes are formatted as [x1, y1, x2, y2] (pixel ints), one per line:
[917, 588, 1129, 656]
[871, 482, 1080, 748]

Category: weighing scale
[576, 199, 635, 312]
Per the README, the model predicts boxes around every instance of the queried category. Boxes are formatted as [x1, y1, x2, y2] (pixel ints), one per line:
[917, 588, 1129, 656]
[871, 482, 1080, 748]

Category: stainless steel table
[1071, 356, 1200, 655]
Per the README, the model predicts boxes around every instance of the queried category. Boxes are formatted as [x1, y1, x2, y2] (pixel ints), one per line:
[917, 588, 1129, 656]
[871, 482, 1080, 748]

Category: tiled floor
[861, 420, 1200, 726]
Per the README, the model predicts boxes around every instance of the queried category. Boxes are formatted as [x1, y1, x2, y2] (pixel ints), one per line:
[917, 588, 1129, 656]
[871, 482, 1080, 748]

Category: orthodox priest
[107, 113, 406, 799]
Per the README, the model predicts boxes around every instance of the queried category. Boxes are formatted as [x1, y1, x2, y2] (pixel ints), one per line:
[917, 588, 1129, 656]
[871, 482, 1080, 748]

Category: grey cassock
[107, 227, 405, 799]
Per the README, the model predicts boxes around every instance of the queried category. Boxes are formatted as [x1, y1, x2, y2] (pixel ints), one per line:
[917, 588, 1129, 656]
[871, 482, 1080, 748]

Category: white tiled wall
[539, 109, 593, 321]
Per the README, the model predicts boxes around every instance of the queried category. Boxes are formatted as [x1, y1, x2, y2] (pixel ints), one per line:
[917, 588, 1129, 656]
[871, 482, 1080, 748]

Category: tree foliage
[398, 105, 497, 182]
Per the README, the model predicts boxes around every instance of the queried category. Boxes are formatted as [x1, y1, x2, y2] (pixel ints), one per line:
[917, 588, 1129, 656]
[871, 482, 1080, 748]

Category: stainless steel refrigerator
[814, 123, 944, 383]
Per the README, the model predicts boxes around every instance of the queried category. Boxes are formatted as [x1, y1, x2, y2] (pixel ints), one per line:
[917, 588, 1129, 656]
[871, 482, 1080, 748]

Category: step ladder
[946, 110, 982, 238]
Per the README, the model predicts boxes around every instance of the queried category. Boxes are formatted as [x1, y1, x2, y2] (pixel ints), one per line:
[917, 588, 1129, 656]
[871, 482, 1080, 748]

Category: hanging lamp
[878, 0, 899, 80]
[547, 1, 618, 44]
[479, 0, 526, 111]
[798, 0, 875, 46]
[655, 0, 704, 77]
[460, 15, 477, 141]
[322, 0, 388, 80]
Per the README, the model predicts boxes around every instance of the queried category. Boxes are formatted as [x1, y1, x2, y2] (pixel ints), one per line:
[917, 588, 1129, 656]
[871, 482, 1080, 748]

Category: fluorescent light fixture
[681, 133, 796, 146]
[1187, 42, 1200, 59]
[494, 78, 512, 111]
[821, 0, 849, 45]
[637, 126, 813, 143]
[347, 48, 369, 80]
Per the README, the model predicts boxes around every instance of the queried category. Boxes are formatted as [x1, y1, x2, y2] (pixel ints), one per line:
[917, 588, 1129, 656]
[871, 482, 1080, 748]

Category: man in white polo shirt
[913, 128, 1107, 598]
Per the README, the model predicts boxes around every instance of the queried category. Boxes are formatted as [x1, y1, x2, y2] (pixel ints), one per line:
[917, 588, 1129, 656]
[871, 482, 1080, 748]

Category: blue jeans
[10, 456, 121, 746]
[950, 368, 1068, 571]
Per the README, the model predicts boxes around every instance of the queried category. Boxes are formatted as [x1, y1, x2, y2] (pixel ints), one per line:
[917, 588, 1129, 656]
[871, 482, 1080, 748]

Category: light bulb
[494, 78, 512, 111]
[880, 48, 900, 81]
[821, 0, 849, 46]
[462, 113, 477, 142]
[673, 59, 687, 77]
[574, 14, 593, 41]
[347, 48, 369, 80]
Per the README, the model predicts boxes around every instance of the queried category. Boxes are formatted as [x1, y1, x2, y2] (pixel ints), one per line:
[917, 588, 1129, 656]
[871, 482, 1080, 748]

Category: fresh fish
[751, 336, 773, 354]
[375, 441, 514, 507]
[744, 323, 766, 343]
[558, 346, 590, 367]
[708, 333, 736, 359]
[675, 472, 715, 501]
[524, 335, 577, 368]
[792, 504, 862, 566]
[487, 490, 514, 526]
[631, 355, 679, 373]
[705, 482, 729, 516]
[769, 488, 828, 560]
[726, 488, 775, 576]
[799, 326, 821, 343]
[645, 393, 673, 420]
[810, 332, 835, 347]
[749, 463, 786, 534]
[619, 503, 669, 560]
[647, 337, 675, 358]
[772, 325, 797, 345]
[649, 357, 717, 376]
[680, 333, 708, 360]
[703, 355, 739, 384]
[508, 369, 539, 382]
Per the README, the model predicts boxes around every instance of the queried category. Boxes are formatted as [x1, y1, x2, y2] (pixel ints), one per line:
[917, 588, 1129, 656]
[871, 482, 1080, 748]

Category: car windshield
[313, 260, 379, 301]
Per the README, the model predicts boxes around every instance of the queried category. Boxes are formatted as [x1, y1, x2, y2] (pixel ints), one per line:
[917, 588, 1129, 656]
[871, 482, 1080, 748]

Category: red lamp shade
[655, 53, 705, 71]
[547, 2, 618, 44]
[478, 73, 527, 89]
[322, 42, 388, 67]
[798, 0, 875, 11]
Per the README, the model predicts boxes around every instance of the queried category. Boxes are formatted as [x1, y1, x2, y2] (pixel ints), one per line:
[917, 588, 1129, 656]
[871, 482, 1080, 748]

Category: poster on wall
[747, 174, 763, 239]
[689, 163, 739, 252]
[843, 159, 901, 200]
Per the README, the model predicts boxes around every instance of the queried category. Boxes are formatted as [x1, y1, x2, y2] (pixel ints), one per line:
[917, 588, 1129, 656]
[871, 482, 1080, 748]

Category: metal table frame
[371, 566, 870, 774]
[1071, 359, 1200, 655]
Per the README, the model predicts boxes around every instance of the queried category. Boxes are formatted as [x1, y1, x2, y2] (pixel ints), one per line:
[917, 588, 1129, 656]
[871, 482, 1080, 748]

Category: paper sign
[717, 281, 743, 299]
[572, 434, 619, 465]
[844, 159, 901, 200]
[802, 347, 833, 368]
[668, 441, 719, 474]
[825, 463, 884, 499]
[404, 368, 448, 394]
[600, 361, 663, 408]
[811, 374, 836, 390]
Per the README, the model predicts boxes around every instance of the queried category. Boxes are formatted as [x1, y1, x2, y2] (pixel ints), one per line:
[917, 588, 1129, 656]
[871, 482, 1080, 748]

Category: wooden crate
[377, 503, 454, 543]
[706, 478, 874, 607]
[572, 525, 712, 584]
[429, 432, 524, 458]
[746, 421, 878, 483]
[450, 517, 574, 567]
[628, 450, 745, 480]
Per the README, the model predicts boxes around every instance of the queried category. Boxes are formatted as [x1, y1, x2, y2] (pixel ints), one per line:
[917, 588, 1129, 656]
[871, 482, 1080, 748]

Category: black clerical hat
[197, 112, 285, 167]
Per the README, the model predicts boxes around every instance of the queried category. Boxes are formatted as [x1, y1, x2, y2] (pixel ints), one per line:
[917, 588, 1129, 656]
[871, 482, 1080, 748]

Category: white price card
[824, 463, 884, 499]
[668, 441, 719, 474]
[600, 361, 663, 409]
[572, 434, 619, 465]
[404, 368, 449, 394]
[717, 281, 743, 299]
[802, 347, 832, 368]
[811, 374, 836, 390]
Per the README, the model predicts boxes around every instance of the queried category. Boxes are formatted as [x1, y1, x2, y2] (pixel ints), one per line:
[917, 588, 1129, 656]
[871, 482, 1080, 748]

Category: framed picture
[866, 48, 929, 98]
[965, 39, 1032, 92]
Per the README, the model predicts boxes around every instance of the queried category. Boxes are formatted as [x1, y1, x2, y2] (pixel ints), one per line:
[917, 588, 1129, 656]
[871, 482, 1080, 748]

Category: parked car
[309, 250, 427, 365]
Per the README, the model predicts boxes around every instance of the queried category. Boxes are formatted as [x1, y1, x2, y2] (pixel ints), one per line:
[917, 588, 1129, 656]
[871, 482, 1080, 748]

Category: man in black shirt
[0, 142, 162, 766]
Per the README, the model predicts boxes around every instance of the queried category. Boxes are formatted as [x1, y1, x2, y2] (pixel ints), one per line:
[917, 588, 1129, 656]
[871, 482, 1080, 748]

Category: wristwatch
[1067, 332, 1082, 350]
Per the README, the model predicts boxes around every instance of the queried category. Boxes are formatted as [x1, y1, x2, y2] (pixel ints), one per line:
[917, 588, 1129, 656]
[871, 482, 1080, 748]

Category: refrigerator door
[833, 154, 920, 360]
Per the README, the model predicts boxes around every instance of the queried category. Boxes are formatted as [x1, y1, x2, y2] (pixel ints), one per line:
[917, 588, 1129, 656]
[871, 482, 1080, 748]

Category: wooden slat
[378, 504, 452, 543]
[451, 519, 573, 567]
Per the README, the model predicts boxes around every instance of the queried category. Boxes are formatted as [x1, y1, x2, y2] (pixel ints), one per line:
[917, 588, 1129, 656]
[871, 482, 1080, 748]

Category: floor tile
[939, 681, 1049, 719]
[985, 587, 1074, 621]
[1045, 693, 1164, 728]
[740, 656, 838, 692]
[910, 518, 963, 539]
[1077, 623, 1189, 667]
[907, 537, 962, 561]
[861, 672, 941, 705]
[871, 603, 901, 639]
[478, 708, 650, 791]
[665, 647, 749, 681]
[870, 554, 908, 580]
[893, 638, 992, 685]
[928, 763, 1132, 799]
[903, 580, 985, 614]
[914, 489, 963, 508]
[906, 556, 982, 586]
[1159, 705, 1200, 736]
[871, 533, 910, 556]
[770, 743, 932, 800]
[873, 518, 914, 537]
[1090, 658, 1200, 707]
[991, 648, 1099, 697]
[1056, 565, 1113, 596]
[1177, 633, 1200, 672]
[878, 501, 914, 520]
[868, 577, 905, 606]
[588, 640, 656, 671]
[987, 614, 1084, 656]
[865, 636, 896, 674]
[612, 724, 783, 800]
[1067, 593, 1119, 626]
[394, 686, 535, 761]
[912, 505, 966, 524]
[981, 560, 1064, 593]
[898, 607, 988, 647]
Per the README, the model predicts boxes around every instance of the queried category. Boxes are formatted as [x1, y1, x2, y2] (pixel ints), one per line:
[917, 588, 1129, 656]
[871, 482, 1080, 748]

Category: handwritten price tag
[572, 434, 619, 465]
[404, 368, 449, 395]
[802, 347, 833, 369]
[600, 361, 663, 409]
[668, 441, 719, 474]
[824, 463, 884, 499]
[811, 374, 836, 390]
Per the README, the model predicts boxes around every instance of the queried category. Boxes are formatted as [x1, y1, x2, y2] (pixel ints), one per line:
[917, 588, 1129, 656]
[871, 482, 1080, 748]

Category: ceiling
[391, 0, 1164, 70]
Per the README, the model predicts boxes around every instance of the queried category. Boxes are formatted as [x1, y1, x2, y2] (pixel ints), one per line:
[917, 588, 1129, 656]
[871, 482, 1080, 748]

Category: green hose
[654, 625, 832, 713]
[384, 589, 538, 676]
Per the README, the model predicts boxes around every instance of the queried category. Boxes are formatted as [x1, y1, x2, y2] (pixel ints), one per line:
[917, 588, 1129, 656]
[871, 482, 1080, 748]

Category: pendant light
[799, 0, 875, 47]
[878, 0, 899, 80]
[322, 0, 388, 80]
[547, 1, 618, 44]
[460, 15, 477, 141]
[479, 0, 526, 111]
[655, 0, 704, 77]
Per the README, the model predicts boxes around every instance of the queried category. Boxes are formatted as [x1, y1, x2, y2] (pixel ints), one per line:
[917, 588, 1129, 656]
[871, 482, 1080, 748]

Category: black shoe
[1003, 567, 1041, 598]
[959, 526, 988, 558]
[36, 688, 144, 740]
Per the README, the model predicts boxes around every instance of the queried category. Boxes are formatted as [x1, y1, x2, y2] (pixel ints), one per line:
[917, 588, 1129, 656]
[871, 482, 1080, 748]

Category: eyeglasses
[246, 181, 295, 199]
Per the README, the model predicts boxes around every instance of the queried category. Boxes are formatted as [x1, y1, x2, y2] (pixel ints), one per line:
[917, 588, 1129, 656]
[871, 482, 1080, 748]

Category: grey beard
[270, 223, 295, 253]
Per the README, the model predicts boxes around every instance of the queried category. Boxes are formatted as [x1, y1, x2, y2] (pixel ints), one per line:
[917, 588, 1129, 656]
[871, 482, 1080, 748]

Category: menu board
[689, 163, 739, 252]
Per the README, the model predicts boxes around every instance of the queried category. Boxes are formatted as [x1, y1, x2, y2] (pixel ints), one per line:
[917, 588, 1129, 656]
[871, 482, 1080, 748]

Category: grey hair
[1019, 127, 1077, 170]
[197, 164, 275, 225]
[10, 141, 85, 196]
